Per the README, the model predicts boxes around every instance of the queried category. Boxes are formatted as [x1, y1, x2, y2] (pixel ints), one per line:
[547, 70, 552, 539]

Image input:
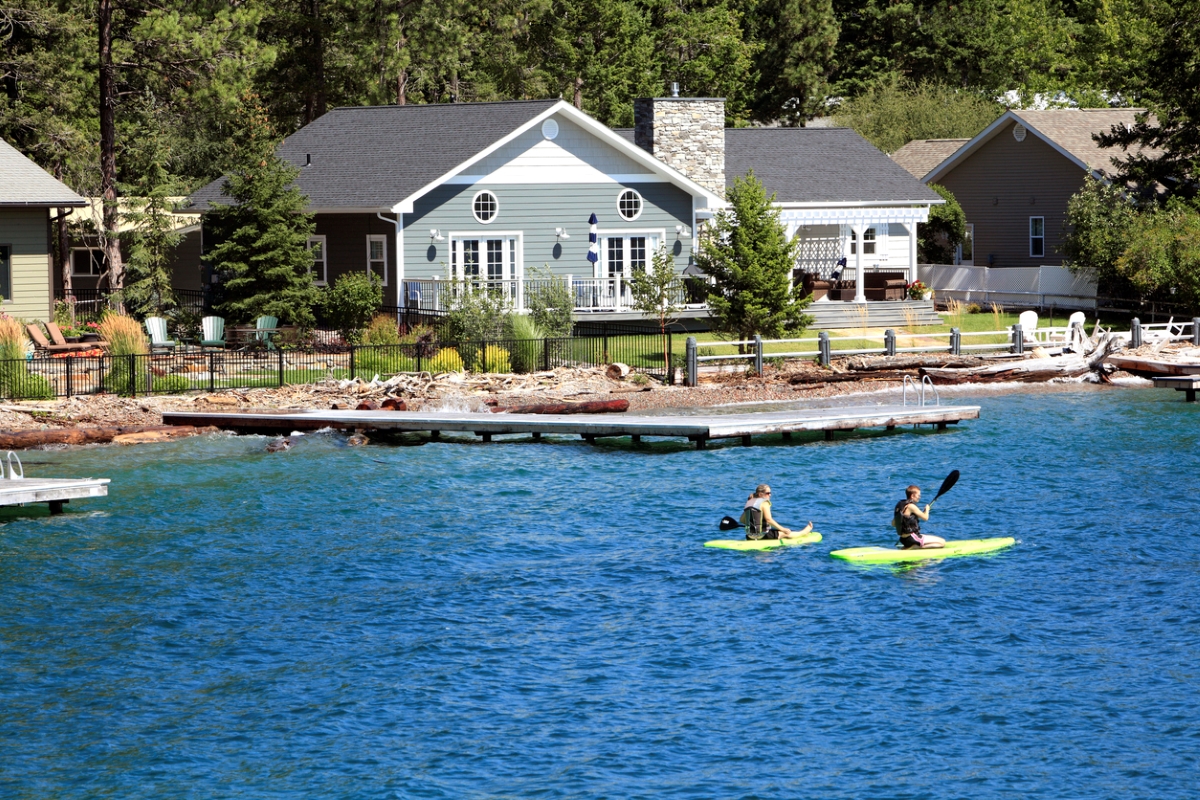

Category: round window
[541, 119, 559, 140]
[473, 190, 498, 224]
[617, 189, 642, 221]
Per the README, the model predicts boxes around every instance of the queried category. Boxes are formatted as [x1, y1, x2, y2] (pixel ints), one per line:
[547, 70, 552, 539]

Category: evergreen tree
[743, 0, 838, 124]
[918, 185, 967, 264]
[121, 131, 182, 317]
[832, 79, 1003, 154]
[205, 99, 320, 328]
[695, 173, 812, 346]
[629, 244, 684, 377]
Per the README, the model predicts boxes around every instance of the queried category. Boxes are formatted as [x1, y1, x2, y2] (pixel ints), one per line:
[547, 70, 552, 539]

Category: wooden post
[477, 432, 492, 442]
[685, 336, 697, 387]
[885, 329, 895, 356]
[1131, 318, 1142, 348]
[819, 331, 831, 366]
[1012, 325, 1023, 355]
[782, 431, 792, 441]
[49, 500, 65, 515]
[631, 434, 641, 443]
[430, 430, 440, 440]
[531, 432, 540, 440]
[824, 430, 835, 441]
[694, 435, 707, 450]
[754, 334, 763, 376]
[741, 434, 752, 446]
[950, 327, 961, 355]
[1193, 318, 1200, 346]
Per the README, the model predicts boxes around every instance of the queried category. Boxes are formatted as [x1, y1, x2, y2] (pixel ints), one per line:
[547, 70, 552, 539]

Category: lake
[1, 385, 1197, 798]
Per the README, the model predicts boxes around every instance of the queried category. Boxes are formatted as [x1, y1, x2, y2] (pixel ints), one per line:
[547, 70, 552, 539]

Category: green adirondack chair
[254, 315, 279, 350]
[144, 316, 176, 351]
[201, 316, 226, 348]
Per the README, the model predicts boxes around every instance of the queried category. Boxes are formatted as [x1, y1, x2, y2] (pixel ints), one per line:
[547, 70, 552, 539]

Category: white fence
[918, 265, 1098, 310]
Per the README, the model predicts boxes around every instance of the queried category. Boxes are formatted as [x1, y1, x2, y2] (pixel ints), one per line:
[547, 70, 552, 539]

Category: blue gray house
[189, 97, 940, 318]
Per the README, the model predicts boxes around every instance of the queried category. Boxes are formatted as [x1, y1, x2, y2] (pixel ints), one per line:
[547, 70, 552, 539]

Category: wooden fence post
[685, 336, 697, 387]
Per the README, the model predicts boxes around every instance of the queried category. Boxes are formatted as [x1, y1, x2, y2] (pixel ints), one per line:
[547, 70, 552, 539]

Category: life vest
[742, 497, 768, 540]
[894, 497, 921, 537]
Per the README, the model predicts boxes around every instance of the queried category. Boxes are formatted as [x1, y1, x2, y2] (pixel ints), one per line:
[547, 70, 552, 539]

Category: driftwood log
[0, 425, 216, 449]
[490, 398, 630, 414]
[845, 355, 990, 371]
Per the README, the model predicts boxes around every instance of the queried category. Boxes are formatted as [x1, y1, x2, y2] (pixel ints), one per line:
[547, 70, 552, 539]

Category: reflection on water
[0, 386, 1197, 798]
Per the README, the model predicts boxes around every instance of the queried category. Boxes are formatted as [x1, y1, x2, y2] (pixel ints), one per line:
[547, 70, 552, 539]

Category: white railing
[402, 276, 705, 314]
[918, 264, 1099, 310]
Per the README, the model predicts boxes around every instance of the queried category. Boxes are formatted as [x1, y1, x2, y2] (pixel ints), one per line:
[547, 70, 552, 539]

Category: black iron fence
[54, 288, 209, 324]
[0, 331, 673, 400]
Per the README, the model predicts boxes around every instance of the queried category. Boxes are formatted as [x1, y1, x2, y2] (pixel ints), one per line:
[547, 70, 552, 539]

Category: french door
[450, 235, 522, 284]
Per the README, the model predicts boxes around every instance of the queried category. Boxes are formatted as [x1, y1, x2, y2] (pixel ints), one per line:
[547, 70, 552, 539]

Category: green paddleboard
[830, 537, 1016, 563]
[705, 532, 823, 551]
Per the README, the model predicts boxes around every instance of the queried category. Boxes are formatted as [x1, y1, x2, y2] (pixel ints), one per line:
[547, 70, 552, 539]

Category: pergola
[778, 205, 933, 303]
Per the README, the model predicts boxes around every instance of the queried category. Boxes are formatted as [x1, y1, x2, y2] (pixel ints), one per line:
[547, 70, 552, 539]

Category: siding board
[0, 208, 51, 320]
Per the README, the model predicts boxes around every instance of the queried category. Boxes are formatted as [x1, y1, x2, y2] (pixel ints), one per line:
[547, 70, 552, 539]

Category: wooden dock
[162, 404, 980, 449]
[0, 477, 110, 515]
[1152, 376, 1200, 402]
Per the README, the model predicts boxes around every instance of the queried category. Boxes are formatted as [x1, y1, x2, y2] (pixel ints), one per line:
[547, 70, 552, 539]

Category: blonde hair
[756, 484, 771, 496]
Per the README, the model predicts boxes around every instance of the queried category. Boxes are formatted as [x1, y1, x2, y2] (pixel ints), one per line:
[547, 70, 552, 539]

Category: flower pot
[919, 291, 933, 302]
[80, 333, 100, 343]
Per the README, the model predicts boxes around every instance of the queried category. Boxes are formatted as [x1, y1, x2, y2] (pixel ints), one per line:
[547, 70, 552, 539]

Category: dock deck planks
[0, 477, 110, 514]
[162, 404, 980, 448]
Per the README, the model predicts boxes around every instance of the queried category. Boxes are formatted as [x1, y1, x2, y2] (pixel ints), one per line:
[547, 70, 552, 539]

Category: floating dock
[1152, 376, 1200, 402]
[0, 477, 110, 515]
[162, 404, 980, 449]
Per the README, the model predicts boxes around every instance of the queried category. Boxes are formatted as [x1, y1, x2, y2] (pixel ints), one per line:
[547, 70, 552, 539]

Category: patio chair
[145, 316, 176, 352]
[201, 316, 226, 348]
[46, 322, 107, 351]
[254, 315, 279, 350]
[1017, 310, 1040, 346]
[26, 324, 91, 354]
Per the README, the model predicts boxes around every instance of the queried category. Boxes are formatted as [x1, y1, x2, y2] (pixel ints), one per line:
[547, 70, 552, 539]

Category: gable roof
[924, 108, 1154, 184]
[724, 128, 943, 205]
[890, 139, 969, 180]
[614, 126, 941, 206]
[0, 138, 86, 207]
[188, 99, 723, 213]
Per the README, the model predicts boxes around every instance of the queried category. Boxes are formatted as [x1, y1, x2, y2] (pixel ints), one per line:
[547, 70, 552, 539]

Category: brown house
[901, 109, 1147, 267]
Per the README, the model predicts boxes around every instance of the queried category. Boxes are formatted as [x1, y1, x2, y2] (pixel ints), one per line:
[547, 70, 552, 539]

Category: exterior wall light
[676, 224, 691, 237]
[430, 229, 445, 241]
[555, 227, 570, 240]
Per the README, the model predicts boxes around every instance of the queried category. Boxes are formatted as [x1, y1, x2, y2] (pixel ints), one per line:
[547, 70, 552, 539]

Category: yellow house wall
[0, 208, 52, 321]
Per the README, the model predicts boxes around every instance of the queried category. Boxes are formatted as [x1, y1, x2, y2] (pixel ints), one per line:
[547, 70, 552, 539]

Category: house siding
[935, 120, 1084, 267]
[311, 214, 401, 305]
[0, 208, 52, 321]
[405, 181, 694, 281]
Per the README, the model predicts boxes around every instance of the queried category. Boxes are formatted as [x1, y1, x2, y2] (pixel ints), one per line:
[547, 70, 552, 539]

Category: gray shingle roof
[188, 100, 560, 211]
[0, 138, 86, 207]
[723, 128, 942, 204]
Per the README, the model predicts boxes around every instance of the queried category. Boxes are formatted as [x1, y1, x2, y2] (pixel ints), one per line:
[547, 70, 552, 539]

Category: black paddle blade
[932, 470, 960, 503]
[719, 515, 743, 531]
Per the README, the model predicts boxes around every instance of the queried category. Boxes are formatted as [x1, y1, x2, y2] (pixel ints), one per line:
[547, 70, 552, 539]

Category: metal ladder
[902, 375, 941, 407]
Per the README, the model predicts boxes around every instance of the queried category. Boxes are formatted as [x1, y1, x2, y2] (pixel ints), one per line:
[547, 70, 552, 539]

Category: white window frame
[616, 189, 644, 222]
[472, 190, 499, 225]
[366, 234, 388, 286]
[955, 223, 975, 266]
[448, 231, 524, 285]
[1029, 216, 1045, 258]
[71, 247, 106, 277]
[307, 235, 328, 285]
[597, 229, 664, 279]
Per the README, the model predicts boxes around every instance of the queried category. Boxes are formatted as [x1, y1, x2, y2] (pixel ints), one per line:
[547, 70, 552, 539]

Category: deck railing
[402, 277, 707, 315]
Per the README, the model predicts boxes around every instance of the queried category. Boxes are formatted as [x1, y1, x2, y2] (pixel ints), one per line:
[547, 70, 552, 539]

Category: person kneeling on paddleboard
[741, 484, 813, 541]
[893, 485, 945, 549]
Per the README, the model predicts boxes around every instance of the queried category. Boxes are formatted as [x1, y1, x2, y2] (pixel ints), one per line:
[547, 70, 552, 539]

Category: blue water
[1, 386, 1198, 798]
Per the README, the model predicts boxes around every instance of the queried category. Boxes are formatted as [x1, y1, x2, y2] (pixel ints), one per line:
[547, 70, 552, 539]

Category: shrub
[152, 374, 191, 394]
[525, 265, 574, 336]
[505, 314, 546, 373]
[322, 273, 383, 343]
[479, 344, 511, 374]
[356, 345, 415, 378]
[966, 303, 983, 314]
[363, 314, 401, 345]
[0, 317, 52, 399]
[5, 373, 53, 400]
[427, 347, 464, 373]
[399, 324, 439, 359]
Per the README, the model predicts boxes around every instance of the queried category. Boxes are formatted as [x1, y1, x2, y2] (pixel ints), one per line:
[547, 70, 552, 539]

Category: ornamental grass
[98, 314, 149, 356]
[0, 315, 26, 362]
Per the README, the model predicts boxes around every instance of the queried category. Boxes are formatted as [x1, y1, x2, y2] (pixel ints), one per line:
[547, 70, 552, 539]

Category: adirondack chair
[254, 315, 279, 350]
[200, 316, 226, 348]
[145, 316, 176, 351]
[1017, 310, 1040, 346]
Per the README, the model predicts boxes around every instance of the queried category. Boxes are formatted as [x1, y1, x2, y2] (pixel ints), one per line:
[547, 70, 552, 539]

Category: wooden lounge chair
[254, 315, 279, 350]
[27, 323, 92, 353]
[46, 321, 107, 350]
[200, 316, 226, 348]
[145, 316, 176, 352]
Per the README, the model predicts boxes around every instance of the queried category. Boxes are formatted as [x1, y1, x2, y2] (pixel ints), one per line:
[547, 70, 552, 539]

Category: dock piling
[685, 337, 698, 387]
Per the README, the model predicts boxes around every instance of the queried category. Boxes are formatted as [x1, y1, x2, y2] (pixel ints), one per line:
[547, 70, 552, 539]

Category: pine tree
[205, 99, 320, 328]
[121, 131, 182, 317]
[694, 173, 812, 347]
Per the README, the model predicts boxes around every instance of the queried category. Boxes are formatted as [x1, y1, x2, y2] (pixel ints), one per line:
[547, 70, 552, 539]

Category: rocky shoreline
[0, 352, 1156, 449]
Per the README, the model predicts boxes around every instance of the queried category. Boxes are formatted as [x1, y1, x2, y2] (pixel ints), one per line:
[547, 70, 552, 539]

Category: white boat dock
[162, 404, 980, 449]
[1151, 376, 1200, 402]
[0, 477, 110, 515]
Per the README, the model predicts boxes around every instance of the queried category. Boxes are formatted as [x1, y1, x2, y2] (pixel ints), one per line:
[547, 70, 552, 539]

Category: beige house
[0, 139, 86, 320]
[896, 109, 1148, 268]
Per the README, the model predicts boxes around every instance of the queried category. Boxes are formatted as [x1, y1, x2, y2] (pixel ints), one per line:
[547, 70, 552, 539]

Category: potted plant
[907, 280, 933, 301]
[79, 322, 103, 343]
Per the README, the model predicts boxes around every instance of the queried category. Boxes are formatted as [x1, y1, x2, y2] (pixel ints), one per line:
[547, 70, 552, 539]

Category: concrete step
[806, 301, 943, 329]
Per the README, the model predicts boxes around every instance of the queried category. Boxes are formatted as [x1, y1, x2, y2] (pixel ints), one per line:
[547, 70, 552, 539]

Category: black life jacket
[742, 497, 767, 540]
[894, 497, 921, 537]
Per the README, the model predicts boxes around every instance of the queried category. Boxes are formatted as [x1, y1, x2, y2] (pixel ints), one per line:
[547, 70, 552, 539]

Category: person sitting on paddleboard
[741, 484, 813, 541]
[893, 485, 945, 549]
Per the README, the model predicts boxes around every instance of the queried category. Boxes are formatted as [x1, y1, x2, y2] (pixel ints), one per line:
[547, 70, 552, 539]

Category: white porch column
[909, 221, 918, 285]
[852, 223, 867, 304]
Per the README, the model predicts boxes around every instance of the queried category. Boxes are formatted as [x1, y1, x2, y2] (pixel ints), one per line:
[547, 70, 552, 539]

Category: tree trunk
[397, 68, 407, 105]
[573, 75, 583, 109]
[56, 207, 71, 295]
[98, 0, 124, 304]
[305, 0, 327, 122]
[490, 399, 629, 415]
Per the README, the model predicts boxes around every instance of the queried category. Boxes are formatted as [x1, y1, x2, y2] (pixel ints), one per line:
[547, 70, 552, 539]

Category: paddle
[719, 515, 743, 531]
[927, 469, 960, 507]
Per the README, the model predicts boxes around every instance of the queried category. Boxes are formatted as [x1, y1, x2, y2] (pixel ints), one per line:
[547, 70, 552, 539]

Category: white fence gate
[918, 264, 1097, 310]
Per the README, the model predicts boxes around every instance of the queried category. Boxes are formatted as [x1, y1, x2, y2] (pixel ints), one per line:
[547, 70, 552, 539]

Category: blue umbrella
[587, 213, 599, 264]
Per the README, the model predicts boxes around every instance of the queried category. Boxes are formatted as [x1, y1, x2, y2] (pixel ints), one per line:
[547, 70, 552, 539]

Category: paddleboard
[705, 531, 822, 551]
[830, 537, 1016, 563]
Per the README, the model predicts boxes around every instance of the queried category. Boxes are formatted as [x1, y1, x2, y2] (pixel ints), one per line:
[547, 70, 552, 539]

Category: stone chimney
[633, 94, 725, 198]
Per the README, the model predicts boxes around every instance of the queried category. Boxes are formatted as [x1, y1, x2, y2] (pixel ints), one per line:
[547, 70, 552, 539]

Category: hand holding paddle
[926, 469, 960, 508]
